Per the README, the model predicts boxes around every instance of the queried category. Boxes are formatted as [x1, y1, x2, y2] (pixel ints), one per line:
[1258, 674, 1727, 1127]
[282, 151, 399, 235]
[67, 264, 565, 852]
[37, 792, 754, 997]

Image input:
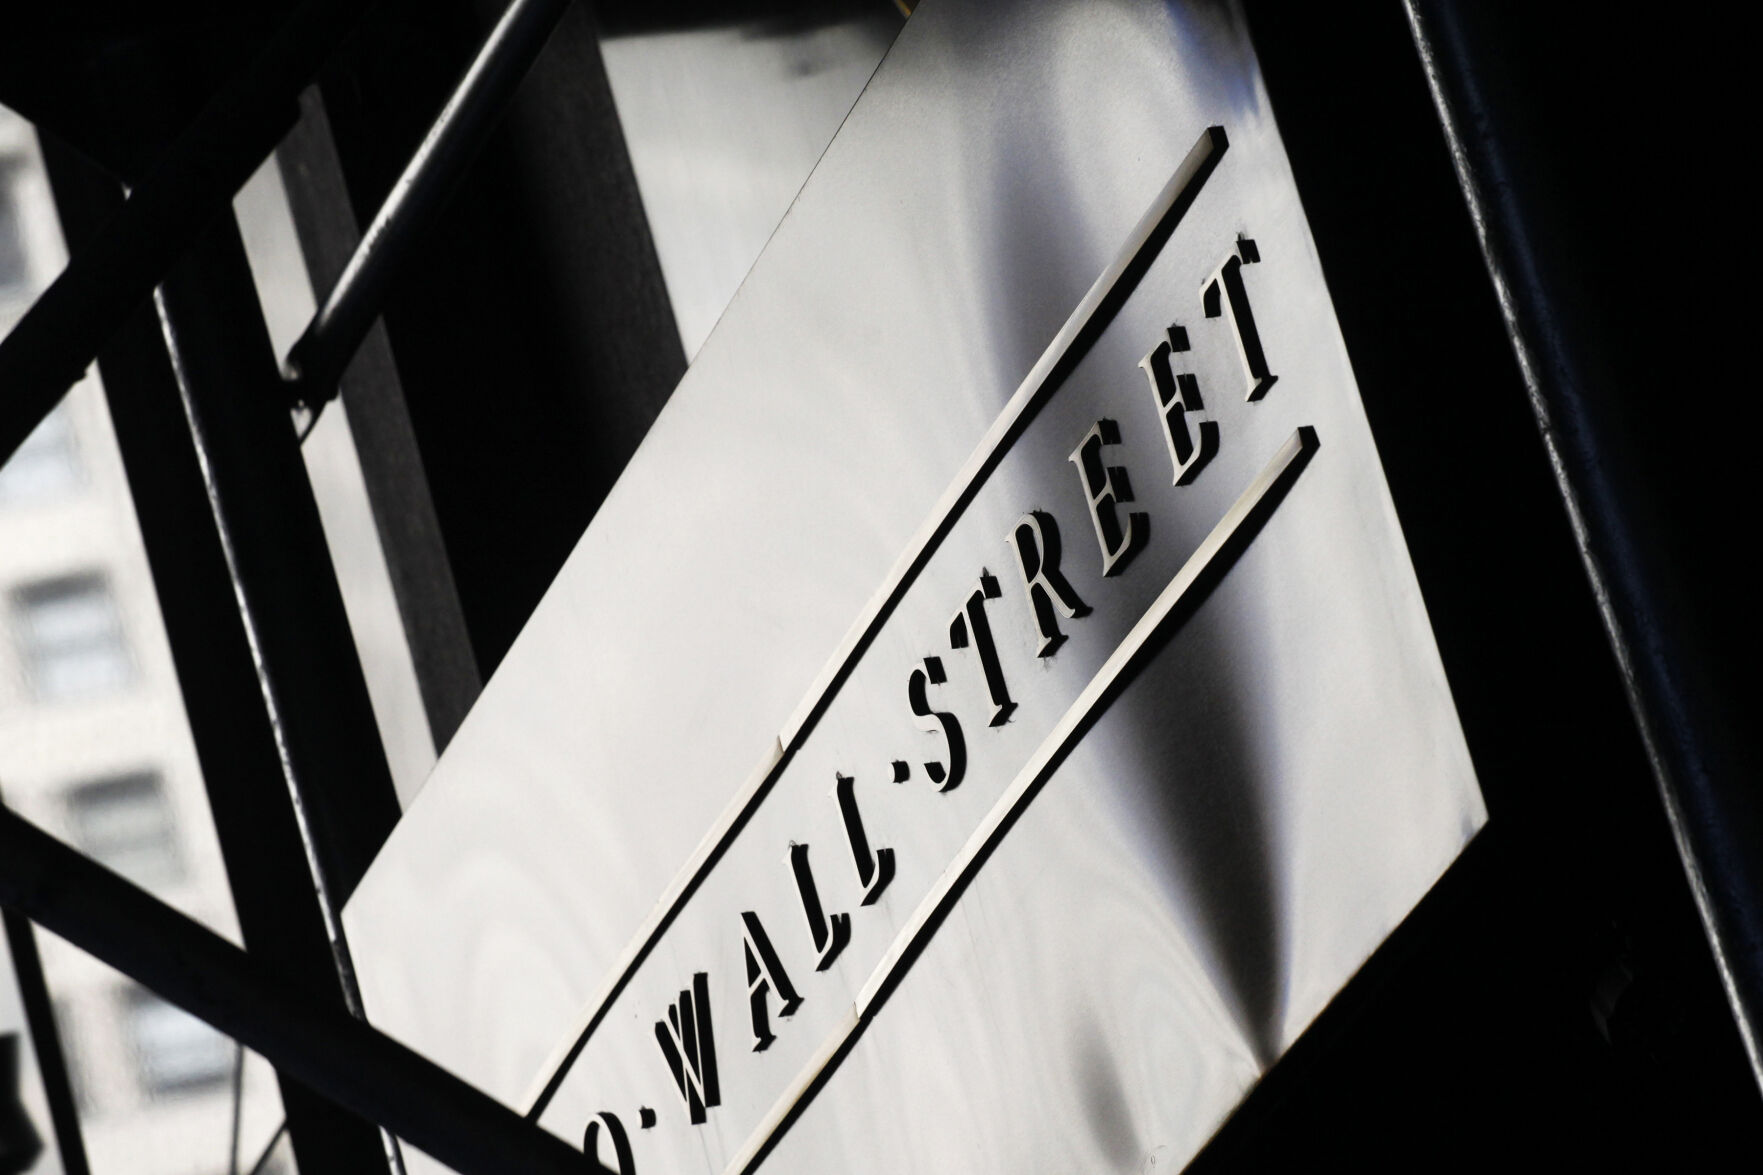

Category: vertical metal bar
[1, 909, 90, 1175]
[1405, 0, 1763, 1090]
[157, 217, 409, 1169]
[276, 90, 483, 752]
[157, 213, 403, 911]
[38, 135, 392, 1175]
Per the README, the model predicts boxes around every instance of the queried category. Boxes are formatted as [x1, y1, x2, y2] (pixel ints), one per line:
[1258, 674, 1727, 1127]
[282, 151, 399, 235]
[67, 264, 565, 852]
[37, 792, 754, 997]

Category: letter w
[655, 972, 721, 1124]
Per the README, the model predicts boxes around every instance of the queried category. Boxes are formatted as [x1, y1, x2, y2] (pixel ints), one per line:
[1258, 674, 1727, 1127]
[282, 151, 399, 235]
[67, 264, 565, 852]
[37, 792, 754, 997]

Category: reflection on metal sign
[537, 125, 1330, 1174]
[343, 5, 1485, 1173]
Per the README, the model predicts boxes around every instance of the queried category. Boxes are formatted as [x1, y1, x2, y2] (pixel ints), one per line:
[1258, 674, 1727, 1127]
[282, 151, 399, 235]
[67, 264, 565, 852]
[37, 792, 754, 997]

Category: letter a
[740, 911, 802, 1051]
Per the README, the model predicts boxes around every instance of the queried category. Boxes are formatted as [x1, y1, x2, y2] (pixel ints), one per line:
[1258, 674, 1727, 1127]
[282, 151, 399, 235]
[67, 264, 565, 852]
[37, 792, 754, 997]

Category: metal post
[156, 214, 404, 910]
[152, 211, 414, 1166]
[283, 0, 575, 409]
[1405, 0, 1763, 1090]
[38, 134, 395, 1175]
[0, 805, 612, 1175]
[1, 910, 89, 1175]
[276, 90, 484, 752]
[0, 0, 371, 468]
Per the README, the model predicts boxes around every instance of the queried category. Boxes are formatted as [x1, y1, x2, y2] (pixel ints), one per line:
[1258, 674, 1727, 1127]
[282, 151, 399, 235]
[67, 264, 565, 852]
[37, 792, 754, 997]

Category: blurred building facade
[0, 4, 1757, 1174]
[1, 104, 291, 1175]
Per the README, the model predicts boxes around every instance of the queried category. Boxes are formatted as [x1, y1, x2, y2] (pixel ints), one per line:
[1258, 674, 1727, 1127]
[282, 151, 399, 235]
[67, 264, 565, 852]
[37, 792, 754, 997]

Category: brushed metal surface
[599, 5, 903, 359]
[343, 3, 1484, 1171]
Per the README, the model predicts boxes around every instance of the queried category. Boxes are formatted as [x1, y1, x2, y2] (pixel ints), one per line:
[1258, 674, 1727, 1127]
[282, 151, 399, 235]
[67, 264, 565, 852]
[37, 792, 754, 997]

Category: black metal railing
[0, 1, 611, 1171]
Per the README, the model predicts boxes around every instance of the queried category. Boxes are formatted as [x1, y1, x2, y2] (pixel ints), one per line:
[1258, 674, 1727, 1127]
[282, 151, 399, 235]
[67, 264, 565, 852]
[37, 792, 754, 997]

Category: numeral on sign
[653, 973, 720, 1125]
[583, 1112, 636, 1174]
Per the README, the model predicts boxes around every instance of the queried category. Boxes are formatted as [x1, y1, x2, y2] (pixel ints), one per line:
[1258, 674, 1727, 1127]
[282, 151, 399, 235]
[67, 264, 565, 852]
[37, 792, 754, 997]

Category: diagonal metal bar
[1, 909, 89, 1175]
[276, 89, 484, 751]
[0, 803, 612, 1175]
[284, 0, 574, 411]
[0, 0, 371, 469]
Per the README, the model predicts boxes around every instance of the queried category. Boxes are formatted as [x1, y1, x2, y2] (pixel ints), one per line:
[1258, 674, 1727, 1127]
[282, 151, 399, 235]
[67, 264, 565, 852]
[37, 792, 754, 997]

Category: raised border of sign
[523, 124, 1230, 1122]
[724, 424, 1317, 1174]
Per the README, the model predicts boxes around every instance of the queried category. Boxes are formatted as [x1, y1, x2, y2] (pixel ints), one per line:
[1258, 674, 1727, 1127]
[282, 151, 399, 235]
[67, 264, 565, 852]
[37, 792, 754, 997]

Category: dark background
[2, 0, 1757, 1167]
[1188, 3, 1761, 1167]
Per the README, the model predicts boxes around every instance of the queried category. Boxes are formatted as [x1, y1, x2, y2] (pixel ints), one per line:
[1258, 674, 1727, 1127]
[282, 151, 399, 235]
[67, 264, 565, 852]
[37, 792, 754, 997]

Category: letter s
[908, 655, 966, 792]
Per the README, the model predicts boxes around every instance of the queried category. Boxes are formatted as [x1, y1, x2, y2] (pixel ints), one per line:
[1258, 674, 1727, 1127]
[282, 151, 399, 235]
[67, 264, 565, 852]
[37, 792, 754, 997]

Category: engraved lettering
[1006, 510, 1088, 657]
[1140, 324, 1218, 484]
[739, 911, 802, 1052]
[654, 973, 720, 1125]
[948, 572, 1016, 725]
[907, 656, 966, 790]
[1069, 419, 1147, 577]
[835, 773, 895, 904]
[583, 1111, 636, 1174]
[789, 844, 850, 970]
[1202, 236, 1277, 401]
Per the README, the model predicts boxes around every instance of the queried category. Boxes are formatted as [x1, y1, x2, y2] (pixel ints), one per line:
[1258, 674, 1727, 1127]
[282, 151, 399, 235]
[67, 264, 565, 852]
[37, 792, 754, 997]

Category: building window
[124, 988, 233, 1097]
[0, 404, 81, 504]
[66, 772, 183, 890]
[0, 159, 27, 295]
[11, 574, 131, 701]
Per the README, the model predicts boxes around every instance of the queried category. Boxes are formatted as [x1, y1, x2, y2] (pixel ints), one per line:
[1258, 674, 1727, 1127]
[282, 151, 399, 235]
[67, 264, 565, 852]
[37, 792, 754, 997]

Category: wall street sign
[343, 3, 1486, 1172]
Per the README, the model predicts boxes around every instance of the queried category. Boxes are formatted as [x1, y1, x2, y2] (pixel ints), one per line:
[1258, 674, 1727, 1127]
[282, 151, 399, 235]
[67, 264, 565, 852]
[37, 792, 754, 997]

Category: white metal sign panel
[345, 3, 1484, 1172]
